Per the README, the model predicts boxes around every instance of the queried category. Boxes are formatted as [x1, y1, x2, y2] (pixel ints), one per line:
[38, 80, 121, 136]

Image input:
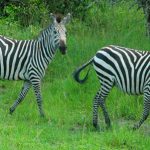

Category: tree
[136, 0, 150, 36]
[0, 0, 23, 17]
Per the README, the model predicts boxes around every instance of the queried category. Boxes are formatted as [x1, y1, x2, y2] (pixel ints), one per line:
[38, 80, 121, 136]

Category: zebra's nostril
[59, 46, 67, 55]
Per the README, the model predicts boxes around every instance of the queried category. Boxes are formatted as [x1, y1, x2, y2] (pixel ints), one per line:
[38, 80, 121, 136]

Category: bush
[3, 0, 48, 27]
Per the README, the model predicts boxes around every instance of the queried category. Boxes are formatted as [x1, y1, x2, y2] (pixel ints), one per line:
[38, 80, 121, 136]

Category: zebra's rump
[93, 45, 150, 95]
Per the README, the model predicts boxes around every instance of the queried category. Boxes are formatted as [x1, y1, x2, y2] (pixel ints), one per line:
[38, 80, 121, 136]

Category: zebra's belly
[113, 77, 144, 95]
[0, 73, 27, 80]
[0, 65, 29, 80]
[94, 63, 144, 95]
[0, 53, 30, 80]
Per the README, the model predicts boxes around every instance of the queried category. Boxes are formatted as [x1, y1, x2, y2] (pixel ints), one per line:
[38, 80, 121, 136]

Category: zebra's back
[0, 35, 35, 80]
[93, 45, 150, 95]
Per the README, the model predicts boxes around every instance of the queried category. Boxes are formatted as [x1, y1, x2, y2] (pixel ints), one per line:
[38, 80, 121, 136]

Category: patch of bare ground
[69, 122, 89, 133]
[69, 118, 150, 135]
[116, 118, 150, 135]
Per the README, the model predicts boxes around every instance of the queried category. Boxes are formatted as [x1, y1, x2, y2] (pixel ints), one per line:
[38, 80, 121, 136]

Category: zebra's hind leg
[93, 86, 111, 130]
[32, 81, 45, 117]
[10, 81, 31, 114]
[99, 96, 111, 128]
[93, 91, 100, 129]
[133, 92, 150, 130]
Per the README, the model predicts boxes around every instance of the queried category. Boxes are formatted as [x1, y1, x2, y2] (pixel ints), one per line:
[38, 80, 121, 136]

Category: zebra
[0, 13, 71, 117]
[73, 45, 150, 130]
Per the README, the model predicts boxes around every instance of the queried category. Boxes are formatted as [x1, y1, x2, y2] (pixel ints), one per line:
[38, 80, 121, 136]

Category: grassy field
[0, 3, 150, 150]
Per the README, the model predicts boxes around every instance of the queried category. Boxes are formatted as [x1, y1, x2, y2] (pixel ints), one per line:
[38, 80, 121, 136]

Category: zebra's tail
[73, 58, 93, 84]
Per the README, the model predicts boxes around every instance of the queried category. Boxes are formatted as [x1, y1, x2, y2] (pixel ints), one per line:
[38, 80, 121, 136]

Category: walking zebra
[73, 45, 150, 129]
[0, 13, 71, 117]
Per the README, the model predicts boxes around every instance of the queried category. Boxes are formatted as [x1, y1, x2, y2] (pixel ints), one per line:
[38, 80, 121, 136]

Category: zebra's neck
[37, 26, 59, 66]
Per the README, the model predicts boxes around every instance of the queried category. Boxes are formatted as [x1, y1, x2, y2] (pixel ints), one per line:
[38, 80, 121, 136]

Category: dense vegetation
[0, 1, 150, 149]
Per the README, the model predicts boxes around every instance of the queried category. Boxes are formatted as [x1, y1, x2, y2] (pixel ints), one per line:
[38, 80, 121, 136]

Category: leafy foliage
[0, 0, 135, 27]
[2, 0, 48, 27]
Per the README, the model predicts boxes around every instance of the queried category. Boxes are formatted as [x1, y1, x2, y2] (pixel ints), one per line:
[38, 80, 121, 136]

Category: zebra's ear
[50, 13, 57, 24]
[61, 13, 71, 25]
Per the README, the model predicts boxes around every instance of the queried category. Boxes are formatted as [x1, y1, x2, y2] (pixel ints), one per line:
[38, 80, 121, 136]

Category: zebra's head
[50, 13, 71, 55]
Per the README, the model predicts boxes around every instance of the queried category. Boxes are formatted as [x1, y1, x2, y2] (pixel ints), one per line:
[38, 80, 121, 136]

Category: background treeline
[1, 0, 150, 35]
[0, 0, 141, 27]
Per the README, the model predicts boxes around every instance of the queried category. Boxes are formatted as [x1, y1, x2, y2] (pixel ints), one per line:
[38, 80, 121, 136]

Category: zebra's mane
[37, 24, 53, 40]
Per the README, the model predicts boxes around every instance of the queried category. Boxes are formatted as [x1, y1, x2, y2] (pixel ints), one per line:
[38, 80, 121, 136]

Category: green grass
[0, 3, 150, 149]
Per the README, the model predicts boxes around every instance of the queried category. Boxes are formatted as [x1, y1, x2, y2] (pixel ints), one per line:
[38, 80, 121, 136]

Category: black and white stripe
[0, 13, 71, 116]
[73, 45, 150, 129]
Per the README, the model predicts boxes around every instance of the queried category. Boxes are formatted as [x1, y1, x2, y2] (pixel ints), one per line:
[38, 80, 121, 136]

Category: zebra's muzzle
[59, 46, 67, 55]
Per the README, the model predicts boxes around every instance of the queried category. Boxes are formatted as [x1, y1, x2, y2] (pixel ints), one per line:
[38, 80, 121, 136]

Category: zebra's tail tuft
[73, 58, 93, 84]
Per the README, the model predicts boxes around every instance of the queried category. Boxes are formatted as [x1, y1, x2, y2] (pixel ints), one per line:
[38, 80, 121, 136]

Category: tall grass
[0, 2, 150, 149]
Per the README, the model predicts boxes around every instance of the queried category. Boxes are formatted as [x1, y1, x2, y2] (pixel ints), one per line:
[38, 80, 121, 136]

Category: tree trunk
[145, 1, 150, 36]
[137, 0, 150, 36]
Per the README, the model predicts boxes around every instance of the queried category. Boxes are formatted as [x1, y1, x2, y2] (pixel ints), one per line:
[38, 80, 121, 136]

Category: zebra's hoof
[106, 124, 111, 130]
[133, 124, 139, 130]
[93, 122, 100, 131]
[93, 121, 98, 128]
[105, 118, 111, 127]
[9, 108, 14, 115]
[40, 113, 45, 118]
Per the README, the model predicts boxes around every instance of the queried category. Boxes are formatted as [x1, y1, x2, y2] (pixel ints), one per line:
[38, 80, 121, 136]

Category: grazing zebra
[0, 13, 71, 117]
[73, 45, 150, 129]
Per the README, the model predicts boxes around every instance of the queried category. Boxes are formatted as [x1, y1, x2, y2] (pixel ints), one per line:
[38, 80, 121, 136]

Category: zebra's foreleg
[133, 93, 150, 130]
[32, 82, 45, 117]
[10, 81, 31, 114]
